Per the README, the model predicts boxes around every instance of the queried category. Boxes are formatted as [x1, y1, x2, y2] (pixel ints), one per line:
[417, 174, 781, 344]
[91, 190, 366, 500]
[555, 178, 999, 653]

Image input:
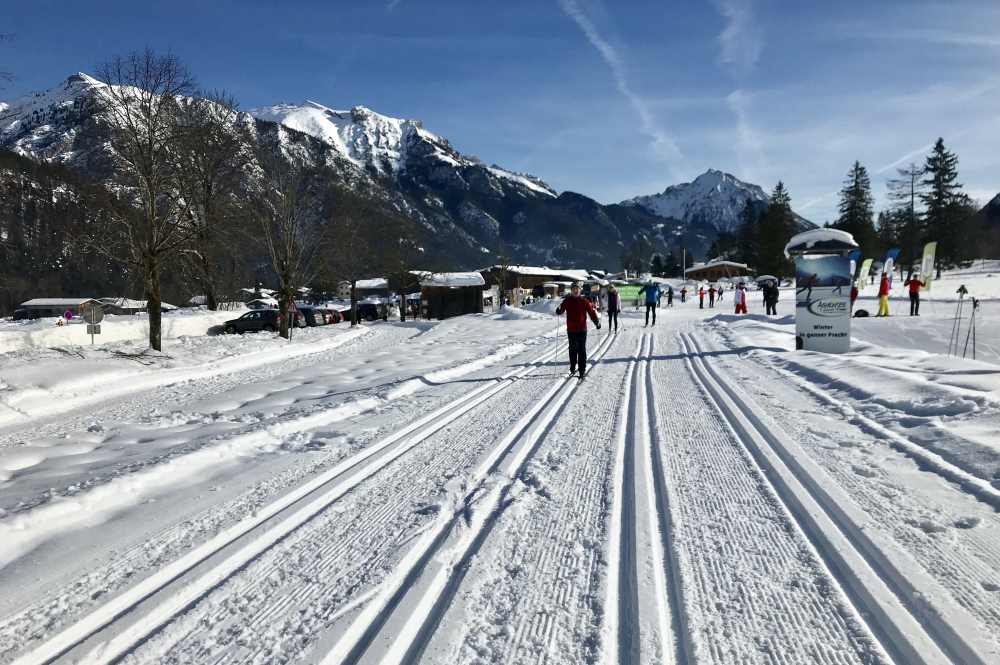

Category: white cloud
[557, 0, 682, 164]
[726, 89, 765, 181]
[386, 0, 403, 11]
[714, 0, 763, 75]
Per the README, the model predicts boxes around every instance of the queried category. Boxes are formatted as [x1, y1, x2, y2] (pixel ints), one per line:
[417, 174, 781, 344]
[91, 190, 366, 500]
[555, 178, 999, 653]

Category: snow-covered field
[0, 265, 997, 665]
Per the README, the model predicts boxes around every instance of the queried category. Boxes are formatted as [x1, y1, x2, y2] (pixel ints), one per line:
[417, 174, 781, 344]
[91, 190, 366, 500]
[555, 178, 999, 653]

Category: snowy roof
[356, 278, 388, 290]
[684, 260, 748, 274]
[784, 229, 858, 257]
[497, 265, 565, 277]
[98, 297, 178, 310]
[416, 271, 486, 288]
[19, 297, 99, 308]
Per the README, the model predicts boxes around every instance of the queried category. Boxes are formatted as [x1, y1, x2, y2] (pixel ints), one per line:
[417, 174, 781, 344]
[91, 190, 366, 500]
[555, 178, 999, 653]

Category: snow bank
[0, 308, 244, 354]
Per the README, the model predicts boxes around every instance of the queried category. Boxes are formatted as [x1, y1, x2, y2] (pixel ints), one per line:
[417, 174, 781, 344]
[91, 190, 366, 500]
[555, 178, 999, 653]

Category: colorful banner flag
[920, 241, 937, 291]
[883, 248, 901, 286]
[855, 258, 873, 290]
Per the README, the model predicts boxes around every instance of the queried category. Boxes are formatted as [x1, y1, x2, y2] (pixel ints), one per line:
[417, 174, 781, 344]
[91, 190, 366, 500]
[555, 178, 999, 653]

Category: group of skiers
[874, 272, 927, 317]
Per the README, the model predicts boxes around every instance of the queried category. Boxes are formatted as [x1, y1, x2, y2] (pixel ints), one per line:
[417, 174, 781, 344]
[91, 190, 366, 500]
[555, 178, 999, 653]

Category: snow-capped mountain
[623, 169, 812, 234]
[250, 101, 555, 197]
[0, 73, 720, 269]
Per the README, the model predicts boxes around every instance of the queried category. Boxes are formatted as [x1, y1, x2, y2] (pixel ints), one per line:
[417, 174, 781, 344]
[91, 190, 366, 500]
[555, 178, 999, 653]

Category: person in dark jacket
[708, 285, 716, 308]
[764, 280, 779, 316]
[903, 275, 925, 316]
[666, 285, 674, 307]
[556, 282, 601, 379]
[606, 285, 621, 332]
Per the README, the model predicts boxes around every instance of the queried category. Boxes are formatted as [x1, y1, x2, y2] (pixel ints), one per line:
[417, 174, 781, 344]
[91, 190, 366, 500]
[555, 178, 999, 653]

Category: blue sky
[3, 0, 999, 223]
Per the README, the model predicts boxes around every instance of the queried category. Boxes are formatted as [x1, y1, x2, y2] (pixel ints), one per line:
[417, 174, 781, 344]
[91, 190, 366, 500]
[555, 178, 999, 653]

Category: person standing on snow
[666, 284, 674, 308]
[734, 283, 748, 314]
[877, 273, 891, 317]
[717, 285, 724, 303]
[556, 282, 601, 379]
[638, 280, 662, 326]
[606, 284, 621, 333]
[764, 280, 779, 316]
[903, 274, 926, 316]
[698, 286, 705, 309]
[680, 287, 687, 303]
[708, 285, 717, 308]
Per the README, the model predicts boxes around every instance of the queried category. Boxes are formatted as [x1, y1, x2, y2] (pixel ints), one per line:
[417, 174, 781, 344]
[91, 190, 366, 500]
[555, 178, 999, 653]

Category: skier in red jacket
[556, 282, 601, 379]
[903, 274, 926, 316]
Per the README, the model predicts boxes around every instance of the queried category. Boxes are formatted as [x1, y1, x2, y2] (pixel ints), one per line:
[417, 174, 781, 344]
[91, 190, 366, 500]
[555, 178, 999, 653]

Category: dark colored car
[298, 306, 325, 327]
[224, 309, 279, 334]
[12, 309, 42, 321]
[356, 303, 381, 322]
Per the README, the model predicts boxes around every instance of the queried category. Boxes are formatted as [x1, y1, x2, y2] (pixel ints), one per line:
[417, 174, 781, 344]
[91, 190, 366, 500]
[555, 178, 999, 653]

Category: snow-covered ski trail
[681, 330, 995, 665]
[699, 324, 1000, 660]
[5, 339, 570, 665]
[604, 331, 688, 664]
[319, 331, 618, 665]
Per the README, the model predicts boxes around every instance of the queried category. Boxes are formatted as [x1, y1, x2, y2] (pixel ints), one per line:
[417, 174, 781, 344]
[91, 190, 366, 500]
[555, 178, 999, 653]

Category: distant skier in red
[556, 282, 601, 379]
[734, 283, 748, 314]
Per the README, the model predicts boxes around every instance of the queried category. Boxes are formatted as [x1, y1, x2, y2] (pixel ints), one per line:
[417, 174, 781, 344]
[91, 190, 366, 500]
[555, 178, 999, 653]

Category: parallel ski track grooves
[681, 331, 991, 665]
[773, 357, 1000, 510]
[326, 330, 618, 665]
[616, 333, 643, 664]
[9, 337, 568, 665]
[641, 334, 694, 665]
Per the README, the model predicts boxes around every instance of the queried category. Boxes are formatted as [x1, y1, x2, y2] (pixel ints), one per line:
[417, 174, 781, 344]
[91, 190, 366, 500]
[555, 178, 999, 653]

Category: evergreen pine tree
[757, 182, 796, 278]
[650, 253, 666, 277]
[832, 161, 878, 256]
[735, 201, 760, 268]
[920, 138, 969, 269]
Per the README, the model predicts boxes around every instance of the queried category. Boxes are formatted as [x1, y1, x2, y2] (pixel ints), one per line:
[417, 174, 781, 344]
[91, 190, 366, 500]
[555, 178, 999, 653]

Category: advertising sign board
[794, 254, 852, 353]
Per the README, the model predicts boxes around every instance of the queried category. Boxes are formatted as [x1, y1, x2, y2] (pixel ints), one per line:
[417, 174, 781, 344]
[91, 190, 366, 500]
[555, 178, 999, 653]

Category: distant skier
[638, 280, 662, 326]
[708, 286, 716, 308]
[877, 273, 891, 317]
[903, 274, 926, 316]
[717, 285, 724, 303]
[797, 273, 818, 302]
[680, 287, 687, 303]
[734, 283, 748, 314]
[606, 284, 621, 333]
[556, 282, 600, 380]
[666, 285, 674, 307]
[698, 287, 705, 309]
[764, 280, 779, 316]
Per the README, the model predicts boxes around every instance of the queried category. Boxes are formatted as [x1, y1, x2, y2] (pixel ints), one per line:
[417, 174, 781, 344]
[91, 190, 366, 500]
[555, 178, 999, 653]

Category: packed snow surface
[0, 262, 998, 665]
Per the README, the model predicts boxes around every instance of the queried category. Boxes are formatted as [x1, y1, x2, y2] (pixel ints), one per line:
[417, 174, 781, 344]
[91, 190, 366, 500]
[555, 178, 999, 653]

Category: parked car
[11, 309, 42, 321]
[224, 309, 280, 334]
[356, 303, 381, 321]
[321, 308, 342, 324]
[297, 306, 325, 327]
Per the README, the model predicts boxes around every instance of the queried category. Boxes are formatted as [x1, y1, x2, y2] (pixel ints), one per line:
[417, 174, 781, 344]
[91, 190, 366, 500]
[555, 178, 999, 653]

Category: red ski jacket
[904, 278, 925, 294]
[556, 295, 599, 332]
[878, 276, 890, 297]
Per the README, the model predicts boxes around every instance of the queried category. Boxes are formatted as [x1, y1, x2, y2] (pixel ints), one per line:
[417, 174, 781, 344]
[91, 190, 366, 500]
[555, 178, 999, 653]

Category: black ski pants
[766, 301, 777, 316]
[608, 311, 618, 331]
[645, 303, 656, 325]
[909, 292, 920, 316]
[568, 331, 587, 373]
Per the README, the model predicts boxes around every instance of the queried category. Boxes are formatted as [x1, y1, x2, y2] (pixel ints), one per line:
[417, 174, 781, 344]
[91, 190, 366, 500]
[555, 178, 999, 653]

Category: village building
[684, 260, 752, 282]
[418, 272, 487, 320]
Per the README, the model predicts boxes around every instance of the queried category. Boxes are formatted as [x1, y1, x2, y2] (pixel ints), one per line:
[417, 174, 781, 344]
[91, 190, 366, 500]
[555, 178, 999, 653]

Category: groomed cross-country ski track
[1, 308, 997, 665]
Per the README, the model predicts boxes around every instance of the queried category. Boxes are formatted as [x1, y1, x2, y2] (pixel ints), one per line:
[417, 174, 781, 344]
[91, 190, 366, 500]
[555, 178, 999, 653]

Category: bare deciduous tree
[252, 157, 326, 339]
[94, 48, 196, 350]
[174, 91, 251, 310]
